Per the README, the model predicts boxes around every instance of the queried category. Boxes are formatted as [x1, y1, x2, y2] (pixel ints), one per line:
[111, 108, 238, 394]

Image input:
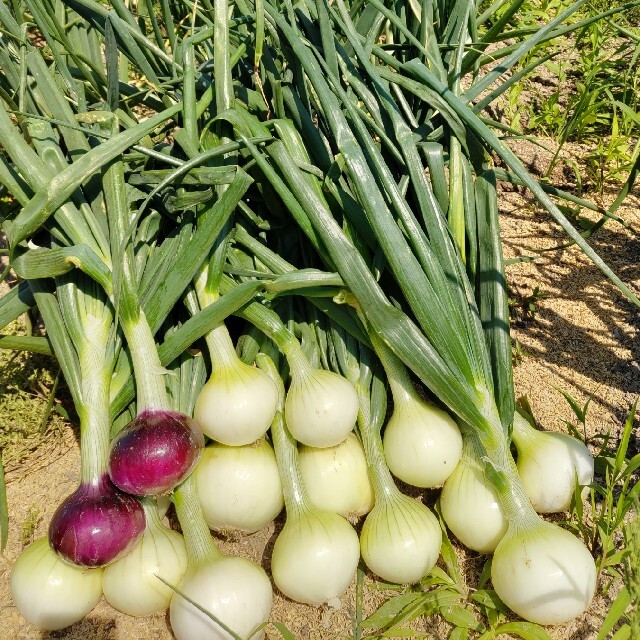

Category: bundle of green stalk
[0, 0, 638, 636]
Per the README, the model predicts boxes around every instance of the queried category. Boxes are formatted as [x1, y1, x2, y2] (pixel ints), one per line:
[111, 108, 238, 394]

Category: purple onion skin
[108, 409, 205, 496]
[49, 474, 146, 567]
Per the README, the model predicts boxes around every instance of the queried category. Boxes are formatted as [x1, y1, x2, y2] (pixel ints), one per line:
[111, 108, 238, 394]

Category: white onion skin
[193, 360, 278, 446]
[514, 429, 594, 513]
[194, 439, 284, 534]
[298, 433, 374, 519]
[271, 508, 360, 605]
[360, 494, 442, 584]
[383, 399, 462, 488]
[169, 557, 272, 640]
[491, 521, 597, 624]
[102, 515, 188, 616]
[440, 455, 508, 554]
[284, 369, 358, 448]
[10, 537, 103, 631]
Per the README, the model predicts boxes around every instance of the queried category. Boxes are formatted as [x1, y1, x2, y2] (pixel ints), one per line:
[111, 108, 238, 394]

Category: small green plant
[564, 398, 639, 597]
[511, 339, 531, 367]
[508, 285, 550, 324]
[21, 506, 40, 548]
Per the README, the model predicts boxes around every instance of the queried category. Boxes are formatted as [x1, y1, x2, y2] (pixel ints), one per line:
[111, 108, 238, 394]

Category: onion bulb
[491, 520, 597, 624]
[108, 409, 204, 496]
[284, 346, 358, 448]
[382, 394, 462, 489]
[193, 358, 278, 446]
[439, 433, 508, 554]
[271, 507, 360, 606]
[360, 491, 441, 584]
[512, 413, 594, 513]
[10, 537, 103, 631]
[194, 439, 284, 534]
[48, 474, 146, 567]
[170, 556, 272, 640]
[170, 476, 272, 640]
[260, 353, 360, 605]
[103, 499, 188, 616]
[298, 433, 374, 520]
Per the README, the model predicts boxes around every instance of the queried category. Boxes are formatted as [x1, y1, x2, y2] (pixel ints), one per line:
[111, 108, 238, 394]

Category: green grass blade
[0, 450, 7, 551]
[464, 0, 586, 104]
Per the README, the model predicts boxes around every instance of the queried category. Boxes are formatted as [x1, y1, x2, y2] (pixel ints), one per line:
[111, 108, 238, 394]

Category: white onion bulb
[170, 556, 273, 640]
[193, 359, 278, 446]
[383, 397, 462, 488]
[284, 368, 358, 448]
[194, 439, 284, 534]
[491, 521, 597, 624]
[271, 508, 360, 605]
[10, 537, 103, 630]
[439, 442, 508, 554]
[360, 493, 442, 584]
[103, 503, 188, 616]
[513, 414, 594, 513]
[298, 433, 374, 519]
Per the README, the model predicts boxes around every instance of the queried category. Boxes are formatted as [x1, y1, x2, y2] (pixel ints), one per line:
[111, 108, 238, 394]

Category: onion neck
[77, 325, 112, 486]
[256, 353, 310, 515]
[511, 411, 538, 448]
[369, 332, 416, 407]
[356, 384, 400, 503]
[196, 269, 241, 374]
[173, 475, 223, 569]
[473, 409, 541, 531]
[204, 322, 241, 374]
[270, 410, 310, 515]
[121, 311, 171, 413]
[279, 335, 314, 381]
[140, 497, 166, 535]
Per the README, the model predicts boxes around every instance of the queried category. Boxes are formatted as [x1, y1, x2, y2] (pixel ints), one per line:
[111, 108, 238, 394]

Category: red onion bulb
[108, 409, 204, 496]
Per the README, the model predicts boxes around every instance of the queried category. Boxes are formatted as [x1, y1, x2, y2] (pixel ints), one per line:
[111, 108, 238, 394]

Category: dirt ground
[0, 139, 638, 639]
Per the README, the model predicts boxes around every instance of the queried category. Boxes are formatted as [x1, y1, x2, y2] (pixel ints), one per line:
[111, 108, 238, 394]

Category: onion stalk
[103, 146, 204, 497]
[355, 361, 442, 585]
[259, 354, 360, 606]
[169, 475, 273, 640]
[512, 412, 594, 513]
[47, 279, 145, 567]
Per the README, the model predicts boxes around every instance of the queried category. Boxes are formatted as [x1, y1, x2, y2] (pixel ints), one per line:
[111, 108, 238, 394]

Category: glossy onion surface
[108, 409, 204, 496]
[48, 475, 146, 567]
[11, 537, 103, 630]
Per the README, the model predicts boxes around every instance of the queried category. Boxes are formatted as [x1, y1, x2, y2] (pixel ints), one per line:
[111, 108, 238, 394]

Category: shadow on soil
[500, 186, 640, 429]
[43, 617, 117, 639]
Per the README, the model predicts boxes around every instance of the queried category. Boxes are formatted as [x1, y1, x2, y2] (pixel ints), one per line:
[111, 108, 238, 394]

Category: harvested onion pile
[0, 0, 633, 637]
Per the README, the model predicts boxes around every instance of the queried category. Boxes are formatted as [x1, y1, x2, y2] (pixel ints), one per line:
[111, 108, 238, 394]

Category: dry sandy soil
[0, 140, 638, 639]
